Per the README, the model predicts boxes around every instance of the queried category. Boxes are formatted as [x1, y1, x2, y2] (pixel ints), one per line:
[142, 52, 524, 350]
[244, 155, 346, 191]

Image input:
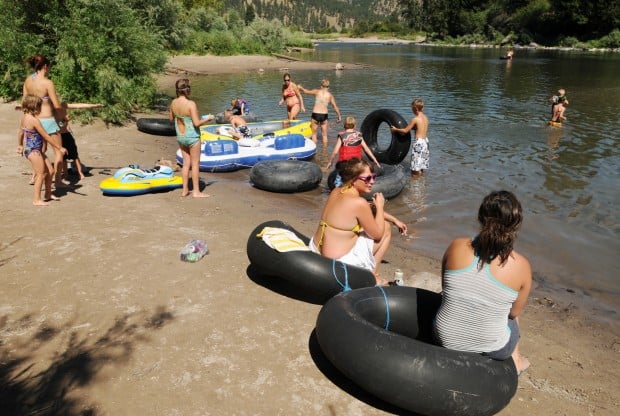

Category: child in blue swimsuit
[169, 78, 215, 197]
[16, 95, 67, 206]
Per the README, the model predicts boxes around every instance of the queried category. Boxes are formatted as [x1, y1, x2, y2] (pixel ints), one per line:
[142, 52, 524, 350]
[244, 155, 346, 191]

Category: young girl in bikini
[16, 95, 67, 206]
[278, 73, 305, 120]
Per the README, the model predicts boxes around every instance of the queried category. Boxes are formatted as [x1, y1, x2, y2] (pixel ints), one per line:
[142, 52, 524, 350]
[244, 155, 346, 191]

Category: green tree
[0, 1, 45, 100]
[128, 0, 184, 49]
[227, 9, 244, 32]
[245, 4, 256, 25]
[53, 0, 167, 122]
[400, 0, 423, 30]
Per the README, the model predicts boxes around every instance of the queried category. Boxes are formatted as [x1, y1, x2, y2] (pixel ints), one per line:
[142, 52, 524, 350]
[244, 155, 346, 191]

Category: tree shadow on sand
[0, 306, 174, 416]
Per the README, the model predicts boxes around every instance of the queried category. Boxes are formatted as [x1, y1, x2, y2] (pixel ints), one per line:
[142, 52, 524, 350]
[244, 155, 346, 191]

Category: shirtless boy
[391, 99, 429, 177]
[220, 109, 252, 141]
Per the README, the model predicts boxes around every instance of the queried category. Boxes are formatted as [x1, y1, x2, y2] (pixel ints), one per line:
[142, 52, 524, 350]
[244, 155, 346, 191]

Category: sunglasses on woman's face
[284, 78, 291, 82]
[357, 174, 377, 184]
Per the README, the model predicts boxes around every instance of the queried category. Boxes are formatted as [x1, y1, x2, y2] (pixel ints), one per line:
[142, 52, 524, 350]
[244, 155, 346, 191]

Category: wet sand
[0, 53, 618, 415]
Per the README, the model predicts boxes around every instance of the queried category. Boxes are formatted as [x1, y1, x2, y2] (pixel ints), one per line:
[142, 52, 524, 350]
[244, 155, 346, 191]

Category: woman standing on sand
[278, 73, 305, 120]
[22, 54, 65, 188]
[169, 78, 214, 198]
[433, 190, 531, 374]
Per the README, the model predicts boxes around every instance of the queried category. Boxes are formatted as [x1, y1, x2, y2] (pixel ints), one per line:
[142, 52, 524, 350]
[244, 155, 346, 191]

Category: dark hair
[472, 190, 523, 268]
[27, 55, 50, 72]
[336, 158, 373, 184]
[175, 78, 191, 97]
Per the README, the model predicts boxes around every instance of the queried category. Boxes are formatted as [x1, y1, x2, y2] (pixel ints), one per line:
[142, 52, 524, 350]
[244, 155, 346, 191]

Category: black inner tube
[360, 109, 411, 164]
[136, 118, 176, 136]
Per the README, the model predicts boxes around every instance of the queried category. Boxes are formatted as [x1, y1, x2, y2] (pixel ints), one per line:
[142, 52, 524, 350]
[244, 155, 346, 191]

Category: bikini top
[316, 219, 363, 248]
[30, 73, 50, 100]
[284, 86, 296, 97]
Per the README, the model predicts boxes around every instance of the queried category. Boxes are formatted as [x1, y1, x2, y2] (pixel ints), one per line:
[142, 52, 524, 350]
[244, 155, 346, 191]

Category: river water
[181, 44, 619, 320]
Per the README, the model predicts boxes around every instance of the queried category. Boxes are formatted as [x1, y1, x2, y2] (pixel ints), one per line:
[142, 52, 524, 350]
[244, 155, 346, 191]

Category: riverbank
[1, 54, 618, 415]
[313, 34, 619, 53]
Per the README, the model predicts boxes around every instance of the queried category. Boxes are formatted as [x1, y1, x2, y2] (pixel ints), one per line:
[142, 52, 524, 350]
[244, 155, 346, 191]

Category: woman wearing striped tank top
[433, 190, 532, 374]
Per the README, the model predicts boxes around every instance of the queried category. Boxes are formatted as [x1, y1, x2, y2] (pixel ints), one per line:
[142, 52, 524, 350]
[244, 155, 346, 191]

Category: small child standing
[16, 95, 67, 206]
[391, 98, 429, 178]
[55, 102, 103, 180]
[326, 116, 381, 170]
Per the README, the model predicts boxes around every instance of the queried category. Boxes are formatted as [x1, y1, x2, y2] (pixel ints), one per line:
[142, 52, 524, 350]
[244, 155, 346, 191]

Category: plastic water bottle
[334, 173, 343, 187]
[179, 239, 208, 262]
[393, 269, 404, 286]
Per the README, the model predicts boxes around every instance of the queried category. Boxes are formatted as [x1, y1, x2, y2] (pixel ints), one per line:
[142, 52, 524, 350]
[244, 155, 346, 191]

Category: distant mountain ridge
[224, 0, 401, 31]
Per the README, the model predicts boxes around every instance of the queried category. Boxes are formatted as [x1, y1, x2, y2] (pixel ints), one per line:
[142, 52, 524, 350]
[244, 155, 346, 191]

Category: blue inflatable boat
[176, 134, 317, 172]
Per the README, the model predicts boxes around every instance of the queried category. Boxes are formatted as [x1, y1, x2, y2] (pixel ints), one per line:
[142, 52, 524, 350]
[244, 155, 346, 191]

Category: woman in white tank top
[433, 190, 532, 374]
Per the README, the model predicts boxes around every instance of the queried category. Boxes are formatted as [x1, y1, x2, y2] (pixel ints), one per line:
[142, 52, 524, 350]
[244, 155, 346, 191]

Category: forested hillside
[224, 0, 401, 32]
[225, 0, 619, 45]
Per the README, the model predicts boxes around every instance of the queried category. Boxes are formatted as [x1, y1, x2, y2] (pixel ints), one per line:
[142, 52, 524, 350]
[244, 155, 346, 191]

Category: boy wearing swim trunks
[391, 99, 429, 178]
[55, 102, 103, 180]
[222, 110, 252, 140]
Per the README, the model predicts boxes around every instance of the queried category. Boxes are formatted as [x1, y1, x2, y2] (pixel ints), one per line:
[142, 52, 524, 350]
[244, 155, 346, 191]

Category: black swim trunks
[311, 112, 329, 123]
[61, 131, 79, 160]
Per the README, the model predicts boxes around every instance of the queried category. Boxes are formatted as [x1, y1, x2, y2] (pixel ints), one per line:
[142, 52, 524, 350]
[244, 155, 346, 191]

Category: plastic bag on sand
[180, 240, 209, 262]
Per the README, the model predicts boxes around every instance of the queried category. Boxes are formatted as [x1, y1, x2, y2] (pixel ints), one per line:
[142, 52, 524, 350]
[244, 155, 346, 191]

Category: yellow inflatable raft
[100, 165, 182, 196]
[200, 119, 311, 141]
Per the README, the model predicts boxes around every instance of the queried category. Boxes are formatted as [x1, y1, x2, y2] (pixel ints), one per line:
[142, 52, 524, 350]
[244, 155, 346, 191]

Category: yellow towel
[257, 227, 310, 252]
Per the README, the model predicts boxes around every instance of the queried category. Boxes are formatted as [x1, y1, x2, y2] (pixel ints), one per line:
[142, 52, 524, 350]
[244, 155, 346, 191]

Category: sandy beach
[1, 53, 618, 415]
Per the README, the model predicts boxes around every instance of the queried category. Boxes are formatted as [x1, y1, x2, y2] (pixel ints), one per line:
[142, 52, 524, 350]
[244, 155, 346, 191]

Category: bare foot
[192, 192, 211, 198]
[517, 357, 531, 375]
[180, 191, 190, 197]
[44, 195, 61, 202]
[375, 277, 389, 286]
[33, 200, 50, 206]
